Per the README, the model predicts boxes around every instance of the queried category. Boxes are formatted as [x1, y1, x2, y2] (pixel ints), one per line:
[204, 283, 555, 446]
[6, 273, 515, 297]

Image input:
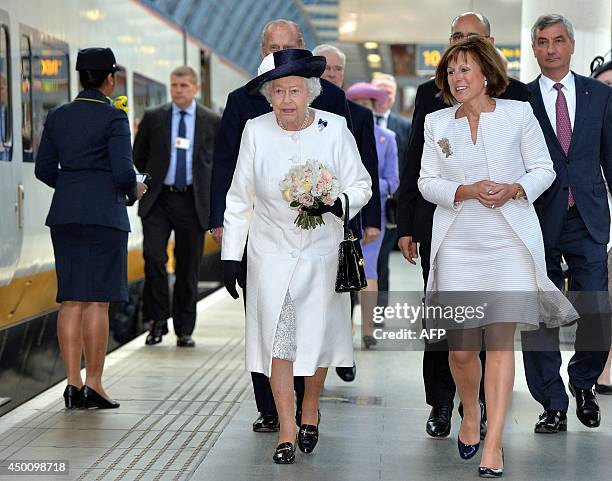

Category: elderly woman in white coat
[221, 49, 371, 464]
[418, 37, 576, 477]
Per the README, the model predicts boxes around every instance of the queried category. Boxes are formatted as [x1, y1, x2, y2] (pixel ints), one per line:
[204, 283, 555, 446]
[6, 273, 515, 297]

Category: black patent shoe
[534, 410, 567, 433]
[145, 321, 166, 345]
[63, 385, 83, 409]
[253, 412, 279, 432]
[479, 449, 504, 478]
[177, 335, 196, 347]
[298, 424, 319, 454]
[458, 435, 480, 460]
[362, 335, 377, 349]
[568, 382, 600, 428]
[335, 363, 356, 382]
[82, 386, 120, 409]
[273, 441, 296, 464]
[426, 403, 452, 438]
[459, 401, 487, 439]
[595, 383, 612, 395]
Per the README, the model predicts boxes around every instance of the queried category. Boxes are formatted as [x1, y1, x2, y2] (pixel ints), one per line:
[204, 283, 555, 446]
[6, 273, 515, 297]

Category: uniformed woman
[35, 48, 146, 409]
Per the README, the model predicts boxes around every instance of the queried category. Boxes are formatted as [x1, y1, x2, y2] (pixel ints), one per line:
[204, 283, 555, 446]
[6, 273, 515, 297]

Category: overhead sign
[416, 44, 521, 75]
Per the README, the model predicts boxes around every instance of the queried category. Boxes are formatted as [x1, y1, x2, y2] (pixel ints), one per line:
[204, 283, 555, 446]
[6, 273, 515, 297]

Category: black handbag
[335, 193, 368, 292]
[385, 193, 397, 228]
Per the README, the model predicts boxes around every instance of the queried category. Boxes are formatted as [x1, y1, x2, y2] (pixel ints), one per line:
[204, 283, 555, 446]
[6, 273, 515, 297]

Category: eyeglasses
[324, 65, 344, 73]
[450, 33, 490, 42]
[271, 87, 304, 99]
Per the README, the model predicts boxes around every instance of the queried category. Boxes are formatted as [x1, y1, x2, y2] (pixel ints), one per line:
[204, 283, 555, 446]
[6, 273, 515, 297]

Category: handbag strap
[342, 193, 351, 237]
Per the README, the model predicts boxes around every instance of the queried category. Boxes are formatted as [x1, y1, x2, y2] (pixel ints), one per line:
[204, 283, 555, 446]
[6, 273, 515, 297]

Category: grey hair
[260, 77, 322, 104]
[260, 19, 305, 50]
[531, 14, 575, 44]
[450, 12, 491, 36]
[313, 44, 346, 66]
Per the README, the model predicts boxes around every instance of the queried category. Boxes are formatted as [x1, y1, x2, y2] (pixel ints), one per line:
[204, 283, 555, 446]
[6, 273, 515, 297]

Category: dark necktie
[175, 110, 187, 189]
[553, 83, 574, 207]
[375, 114, 384, 126]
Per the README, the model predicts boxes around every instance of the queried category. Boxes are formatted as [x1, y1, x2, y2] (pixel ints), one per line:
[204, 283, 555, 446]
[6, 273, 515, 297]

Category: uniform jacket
[221, 111, 372, 377]
[398, 77, 529, 242]
[528, 73, 612, 247]
[35, 89, 137, 232]
[133, 102, 220, 230]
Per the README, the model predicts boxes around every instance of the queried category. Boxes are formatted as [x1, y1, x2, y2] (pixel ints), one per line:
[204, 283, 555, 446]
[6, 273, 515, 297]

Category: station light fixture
[364, 41, 379, 50]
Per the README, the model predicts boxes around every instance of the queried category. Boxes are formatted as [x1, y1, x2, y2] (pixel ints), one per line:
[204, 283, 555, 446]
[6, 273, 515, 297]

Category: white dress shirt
[538, 71, 576, 132]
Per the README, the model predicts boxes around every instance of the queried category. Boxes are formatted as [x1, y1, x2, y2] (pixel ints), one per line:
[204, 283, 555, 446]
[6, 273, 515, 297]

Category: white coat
[222, 110, 372, 376]
[418, 99, 577, 326]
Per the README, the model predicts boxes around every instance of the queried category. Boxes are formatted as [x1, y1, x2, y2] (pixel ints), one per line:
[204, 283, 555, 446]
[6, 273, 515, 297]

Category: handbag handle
[342, 193, 351, 238]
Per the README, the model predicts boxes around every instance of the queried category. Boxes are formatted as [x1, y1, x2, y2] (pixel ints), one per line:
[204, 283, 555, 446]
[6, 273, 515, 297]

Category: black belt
[163, 184, 193, 193]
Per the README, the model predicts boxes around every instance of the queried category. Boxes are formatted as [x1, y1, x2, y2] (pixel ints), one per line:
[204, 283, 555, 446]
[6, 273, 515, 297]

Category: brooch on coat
[318, 118, 328, 131]
[437, 137, 452, 158]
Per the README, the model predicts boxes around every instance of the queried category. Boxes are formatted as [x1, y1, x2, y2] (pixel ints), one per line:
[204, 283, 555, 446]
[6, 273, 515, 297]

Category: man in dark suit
[134, 66, 220, 348]
[371, 73, 411, 294]
[314, 43, 381, 382]
[522, 14, 612, 434]
[210, 19, 379, 432]
[396, 12, 529, 439]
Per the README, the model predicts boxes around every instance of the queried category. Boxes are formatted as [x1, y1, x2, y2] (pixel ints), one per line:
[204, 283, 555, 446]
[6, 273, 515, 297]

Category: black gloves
[223, 260, 245, 299]
[302, 197, 343, 217]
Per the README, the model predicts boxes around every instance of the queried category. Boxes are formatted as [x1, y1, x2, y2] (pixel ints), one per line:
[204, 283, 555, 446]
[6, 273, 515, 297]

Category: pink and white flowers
[279, 160, 340, 229]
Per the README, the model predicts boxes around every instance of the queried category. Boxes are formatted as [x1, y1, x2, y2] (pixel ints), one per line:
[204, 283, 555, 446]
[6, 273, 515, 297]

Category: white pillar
[520, 0, 611, 82]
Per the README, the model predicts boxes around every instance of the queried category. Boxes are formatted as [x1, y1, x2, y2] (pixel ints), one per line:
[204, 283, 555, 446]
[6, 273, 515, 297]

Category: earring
[484, 79, 488, 87]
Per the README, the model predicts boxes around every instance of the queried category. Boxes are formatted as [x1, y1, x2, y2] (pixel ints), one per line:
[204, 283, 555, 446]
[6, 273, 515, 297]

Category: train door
[0, 9, 22, 291]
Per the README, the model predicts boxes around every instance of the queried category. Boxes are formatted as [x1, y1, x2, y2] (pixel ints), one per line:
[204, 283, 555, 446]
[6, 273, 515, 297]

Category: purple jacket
[375, 125, 399, 202]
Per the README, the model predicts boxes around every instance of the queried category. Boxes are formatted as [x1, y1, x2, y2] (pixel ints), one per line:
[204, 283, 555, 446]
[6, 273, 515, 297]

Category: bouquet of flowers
[279, 160, 340, 230]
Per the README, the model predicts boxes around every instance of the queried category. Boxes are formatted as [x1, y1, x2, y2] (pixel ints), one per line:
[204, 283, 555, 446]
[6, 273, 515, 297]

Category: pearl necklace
[277, 108, 311, 131]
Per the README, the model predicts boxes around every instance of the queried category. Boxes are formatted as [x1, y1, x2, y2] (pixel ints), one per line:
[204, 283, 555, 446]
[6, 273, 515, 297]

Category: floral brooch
[437, 137, 452, 158]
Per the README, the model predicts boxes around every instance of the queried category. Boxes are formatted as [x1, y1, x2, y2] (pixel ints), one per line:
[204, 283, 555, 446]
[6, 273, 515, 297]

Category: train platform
[0, 253, 610, 481]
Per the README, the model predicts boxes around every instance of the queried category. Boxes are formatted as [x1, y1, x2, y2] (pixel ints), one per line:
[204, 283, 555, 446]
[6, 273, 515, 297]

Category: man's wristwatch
[513, 184, 527, 201]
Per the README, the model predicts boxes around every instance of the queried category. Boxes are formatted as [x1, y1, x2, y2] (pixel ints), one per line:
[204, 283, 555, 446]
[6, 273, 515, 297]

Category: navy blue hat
[76, 48, 120, 72]
[591, 58, 612, 79]
[245, 49, 326, 95]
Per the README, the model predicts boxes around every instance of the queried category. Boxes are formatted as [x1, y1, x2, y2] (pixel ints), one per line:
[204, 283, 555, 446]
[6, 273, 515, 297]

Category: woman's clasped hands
[457, 180, 519, 209]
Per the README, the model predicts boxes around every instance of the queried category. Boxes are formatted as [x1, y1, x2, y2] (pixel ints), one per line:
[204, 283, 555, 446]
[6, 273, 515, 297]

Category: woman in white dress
[418, 37, 576, 477]
[221, 49, 372, 464]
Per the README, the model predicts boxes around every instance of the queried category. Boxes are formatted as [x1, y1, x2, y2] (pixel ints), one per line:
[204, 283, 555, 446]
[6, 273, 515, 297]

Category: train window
[0, 25, 12, 161]
[114, 68, 127, 98]
[20, 35, 33, 162]
[37, 38, 70, 122]
[133, 73, 166, 135]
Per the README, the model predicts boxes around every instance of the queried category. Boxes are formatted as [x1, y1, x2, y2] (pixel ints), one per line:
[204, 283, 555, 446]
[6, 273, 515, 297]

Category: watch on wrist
[513, 184, 526, 201]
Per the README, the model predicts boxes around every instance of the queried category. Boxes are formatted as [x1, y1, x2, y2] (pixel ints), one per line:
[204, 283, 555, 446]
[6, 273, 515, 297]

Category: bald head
[450, 12, 493, 45]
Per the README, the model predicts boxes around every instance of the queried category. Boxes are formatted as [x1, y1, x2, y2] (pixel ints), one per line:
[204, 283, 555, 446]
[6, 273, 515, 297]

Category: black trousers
[377, 226, 397, 292]
[239, 252, 306, 414]
[521, 208, 611, 412]
[142, 189, 204, 336]
[419, 242, 486, 407]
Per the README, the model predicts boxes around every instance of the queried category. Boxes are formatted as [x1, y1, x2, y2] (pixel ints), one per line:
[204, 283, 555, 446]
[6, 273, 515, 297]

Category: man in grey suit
[134, 66, 220, 347]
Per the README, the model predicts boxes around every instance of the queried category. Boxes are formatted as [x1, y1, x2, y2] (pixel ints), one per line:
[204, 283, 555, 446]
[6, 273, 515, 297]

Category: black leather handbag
[335, 194, 368, 293]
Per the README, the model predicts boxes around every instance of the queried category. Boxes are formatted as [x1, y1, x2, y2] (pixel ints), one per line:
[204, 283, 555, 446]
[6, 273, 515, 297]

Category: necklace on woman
[277, 108, 311, 131]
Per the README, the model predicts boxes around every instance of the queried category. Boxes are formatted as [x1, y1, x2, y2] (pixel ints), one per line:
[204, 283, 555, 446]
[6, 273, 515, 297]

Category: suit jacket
[348, 100, 381, 229]
[386, 111, 412, 179]
[209, 78, 377, 235]
[397, 77, 529, 242]
[528, 73, 612, 247]
[133, 102, 220, 230]
[35, 89, 137, 232]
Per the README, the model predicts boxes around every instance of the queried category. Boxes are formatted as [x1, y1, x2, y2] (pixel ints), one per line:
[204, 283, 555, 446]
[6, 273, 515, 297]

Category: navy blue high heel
[458, 435, 480, 459]
[478, 448, 504, 477]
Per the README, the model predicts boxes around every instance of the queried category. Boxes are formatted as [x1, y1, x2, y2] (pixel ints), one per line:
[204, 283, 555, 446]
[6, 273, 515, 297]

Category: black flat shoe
[595, 383, 612, 395]
[478, 449, 504, 478]
[297, 424, 319, 454]
[177, 335, 195, 347]
[534, 410, 567, 433]
[362, 335, 377, 349]
[145, 321, 166, 345]
[569, 382, 600, 428]
[426, 403, 452, 438]
[82, 386, 120, 409]
[273, 441, 296, 464]
[253, 412, 279, 432]
[335, 363, 356, 382]
[63, 385, 83, 409]
[458, 401, 487, 439]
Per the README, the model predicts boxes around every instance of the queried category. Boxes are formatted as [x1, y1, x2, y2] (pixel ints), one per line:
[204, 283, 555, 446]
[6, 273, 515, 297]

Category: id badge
[175, 137, 190, 150]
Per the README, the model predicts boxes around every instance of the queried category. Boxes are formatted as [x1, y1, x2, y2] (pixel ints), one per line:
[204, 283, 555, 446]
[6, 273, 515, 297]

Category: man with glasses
[396, 11, 529, 439]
